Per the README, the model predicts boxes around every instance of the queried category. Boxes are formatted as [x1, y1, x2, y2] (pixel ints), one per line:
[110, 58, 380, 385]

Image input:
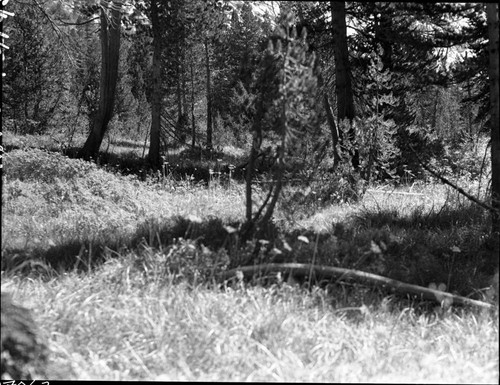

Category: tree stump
[1, 292, 48, 380]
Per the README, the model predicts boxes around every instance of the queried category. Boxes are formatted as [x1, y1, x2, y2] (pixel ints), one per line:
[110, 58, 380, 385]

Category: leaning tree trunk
[79, 0, 123, 161]
[486, 3, 500, 241]
[330, 1, 359, 170]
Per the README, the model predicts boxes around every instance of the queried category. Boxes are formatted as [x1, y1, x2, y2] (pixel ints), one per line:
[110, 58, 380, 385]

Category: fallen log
[219, 263, 494, 310]
[366, 189, 427, 196]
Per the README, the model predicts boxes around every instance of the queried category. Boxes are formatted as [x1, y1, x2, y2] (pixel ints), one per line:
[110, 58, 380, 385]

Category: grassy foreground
[2, 269, 498, 382]
[1, 138, 499, 381]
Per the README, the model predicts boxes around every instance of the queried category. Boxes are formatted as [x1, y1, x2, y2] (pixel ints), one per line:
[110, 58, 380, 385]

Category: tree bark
[205, 40, 213, 149]
[323, 94, 341, 167]
[317, 71, 341, 168]
[147, 0, 163, 168]
[331, 1, 354, 121]
[465, 53, 475, 140]
[176, 61, 186, 143]
[431, 87, 440, 131]
[330, 1, 359, 170]
[260, 99, 286, 227]
[79, 0, 122, 161]
[190, 60, 196, 148]
[246, 133, 258, 222]
[486, 3, 500, 241]
[1, 293, 48, 379]
[182, 48, 189, 132]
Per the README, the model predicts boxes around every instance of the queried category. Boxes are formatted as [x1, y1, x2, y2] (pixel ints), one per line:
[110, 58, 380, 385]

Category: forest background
[1, 0, 499, 381]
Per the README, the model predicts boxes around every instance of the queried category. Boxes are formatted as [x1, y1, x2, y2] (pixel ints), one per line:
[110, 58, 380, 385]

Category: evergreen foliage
[2, 2, 70, 134]
[239, 10, 324, 237]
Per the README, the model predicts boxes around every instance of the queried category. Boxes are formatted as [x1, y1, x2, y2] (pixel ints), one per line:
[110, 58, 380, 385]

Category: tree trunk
[205, 40, 213, 149]
[260, 100, 287, 227]
[190, 60, 196, 148]
[182, 49, 189, 129]
[147, 0, 163, 168]
[1, 293, 48, 380]
[79, 0, 122, 161]
[465, 53, 475, 140]
[330, 1, 359, 170]
[431, 87, 440, 131]
[486, 3, 500, 240]
[323, 94, 341, 167]
[317, 71, 341, 167]
[176, 62, 185, 143]
[246, 135, 257, 222]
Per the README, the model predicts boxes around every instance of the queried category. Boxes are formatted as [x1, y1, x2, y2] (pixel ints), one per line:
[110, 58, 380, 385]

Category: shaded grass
[2, 130, 251, 182]
[290, 184, 497, 298]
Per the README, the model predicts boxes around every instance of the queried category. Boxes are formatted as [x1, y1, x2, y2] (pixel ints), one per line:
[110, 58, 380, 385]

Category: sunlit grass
[2, 265, 498, 381]
[299, 182, 481, 232]
[2, 148, 245, 255]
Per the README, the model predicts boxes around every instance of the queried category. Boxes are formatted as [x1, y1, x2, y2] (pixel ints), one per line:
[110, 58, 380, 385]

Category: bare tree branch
[219, 263, 494, 309]
[409, 144, 496, 213]
[33, 0, 65, 39]
[55, 16, 100, 26]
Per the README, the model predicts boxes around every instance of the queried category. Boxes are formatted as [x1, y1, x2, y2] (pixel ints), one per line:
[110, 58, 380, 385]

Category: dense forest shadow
[4, 137, 280, 184]
[60, 144, 250, 182]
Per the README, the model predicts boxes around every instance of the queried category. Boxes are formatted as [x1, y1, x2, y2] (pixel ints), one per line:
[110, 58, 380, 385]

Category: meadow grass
[2, 264, 498, 382]
[1, 135, 498, 381]
[2, 148, 245, 262]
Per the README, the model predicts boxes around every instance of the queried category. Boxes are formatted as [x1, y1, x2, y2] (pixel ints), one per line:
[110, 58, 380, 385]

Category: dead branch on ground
[219, 263, 494, 310]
